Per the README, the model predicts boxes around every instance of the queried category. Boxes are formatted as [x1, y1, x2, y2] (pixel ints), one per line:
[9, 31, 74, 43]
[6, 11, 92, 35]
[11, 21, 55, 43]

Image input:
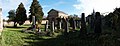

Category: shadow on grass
[6, 27, 120, 46]
[22, 31, 89, 46]
[6, 26, 26, 28]
[23, 24, 31, 26]
[9, 29, 36, 35]
[22, 30, 120, 46]
[23, 35, 67, 46]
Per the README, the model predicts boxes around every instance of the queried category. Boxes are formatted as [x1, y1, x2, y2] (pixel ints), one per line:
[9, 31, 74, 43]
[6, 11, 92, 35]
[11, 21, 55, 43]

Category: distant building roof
[48, 9, 68, 15]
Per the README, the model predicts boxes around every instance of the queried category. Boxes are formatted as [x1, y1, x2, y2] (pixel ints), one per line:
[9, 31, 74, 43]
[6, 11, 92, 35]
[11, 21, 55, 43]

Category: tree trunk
[14, 22, 17, 27]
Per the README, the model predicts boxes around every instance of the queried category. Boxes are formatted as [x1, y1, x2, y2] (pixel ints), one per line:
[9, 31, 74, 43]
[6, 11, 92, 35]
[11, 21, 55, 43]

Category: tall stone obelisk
[0, 7, 3, 35]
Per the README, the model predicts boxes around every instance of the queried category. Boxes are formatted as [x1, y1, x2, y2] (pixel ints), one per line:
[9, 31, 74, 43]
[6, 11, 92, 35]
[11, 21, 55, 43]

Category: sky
[0, 0, 120, 20]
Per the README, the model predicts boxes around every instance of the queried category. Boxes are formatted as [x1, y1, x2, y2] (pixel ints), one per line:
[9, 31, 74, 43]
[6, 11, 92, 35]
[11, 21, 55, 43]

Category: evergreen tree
[29, 0, 44, 28]
[16, 3, 27, 25]
[8, 10, 17, 27]
[8, 10, 16, 21]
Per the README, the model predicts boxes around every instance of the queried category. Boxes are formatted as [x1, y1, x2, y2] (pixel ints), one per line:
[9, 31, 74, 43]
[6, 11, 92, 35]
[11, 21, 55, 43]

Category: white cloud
[73, 0, 120, 16]
[0, 0, 32, 19]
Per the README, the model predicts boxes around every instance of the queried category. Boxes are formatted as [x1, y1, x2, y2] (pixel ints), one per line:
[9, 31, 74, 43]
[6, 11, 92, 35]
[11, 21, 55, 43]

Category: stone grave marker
[32, 16, 36, 31]
[45, 21, 48, 31]
[50, 21, 55, 33]
[94, 12, 102, 33]
[65, 18, 69, 33]
[72, 19, 76, 31]
[0, 7, 3, 35]
[80, 13, 87, 36]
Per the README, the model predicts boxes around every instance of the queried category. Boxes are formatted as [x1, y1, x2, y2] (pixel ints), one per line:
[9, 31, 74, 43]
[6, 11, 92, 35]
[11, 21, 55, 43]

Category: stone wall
[4, 20, 48, 26]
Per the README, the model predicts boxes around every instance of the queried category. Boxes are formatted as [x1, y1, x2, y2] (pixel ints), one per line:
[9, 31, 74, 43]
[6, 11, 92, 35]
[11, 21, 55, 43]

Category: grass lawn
[0, 24, 120, 46]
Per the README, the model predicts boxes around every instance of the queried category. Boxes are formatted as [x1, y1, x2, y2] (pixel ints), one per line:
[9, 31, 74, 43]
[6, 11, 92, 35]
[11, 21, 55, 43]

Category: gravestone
[62, 18, 69, 35]
[76, 20, 78, 28]
[56, 17, 62, 29]
[32, 16, 36, 31]
[80, 13, 87, 36]
[50, 21, 55, 33]
[78, 20, 81, 28]
[65, 18, 69, 33]
[61, 18, 65, 29]
[0, 7, 3, 35]
[59, 21, 62, 29]
[87, 15, 94, 30]
[73, 19, 76, 31]
[70, 18, 76, 31]
[94, 12, 102, 33]
[45, 21, 48, 31]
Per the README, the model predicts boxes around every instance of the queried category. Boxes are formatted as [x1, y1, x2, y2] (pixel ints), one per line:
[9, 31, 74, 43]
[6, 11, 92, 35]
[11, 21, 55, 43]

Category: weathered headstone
[57, 17, 62, 29]
[59, 21, 62, 29]
[62, 18, 69, 35]
[65, 18, 69, 33]
[80, 13, 87, 36]
[94, 12, 102, 33]
[75, 20, 78, 28]
[32, 16, 36, 31]
[0, 7, 3, 35]
[73, 19, 76, 31]
[45, 21, 48, 31]
[50, 21, 55, 33]
[61, 18, 65, 29]
[78, 20, 81, 28]
[87, 15, 94, 30]
[69, 18, 73, 27]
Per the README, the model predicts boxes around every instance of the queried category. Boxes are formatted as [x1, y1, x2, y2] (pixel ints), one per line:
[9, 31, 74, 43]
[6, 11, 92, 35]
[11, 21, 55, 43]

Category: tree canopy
[29, 0, 44, 23]
[16, 3, 27, 25]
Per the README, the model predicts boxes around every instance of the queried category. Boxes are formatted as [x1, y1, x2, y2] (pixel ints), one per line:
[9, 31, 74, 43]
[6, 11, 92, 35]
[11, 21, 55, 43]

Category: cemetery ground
[0, 24, 120, 46]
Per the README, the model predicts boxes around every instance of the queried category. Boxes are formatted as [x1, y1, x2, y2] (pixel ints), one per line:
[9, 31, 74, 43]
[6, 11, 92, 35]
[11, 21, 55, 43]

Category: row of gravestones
[43, 12, 102, 36]
[45, 17, 80, 33]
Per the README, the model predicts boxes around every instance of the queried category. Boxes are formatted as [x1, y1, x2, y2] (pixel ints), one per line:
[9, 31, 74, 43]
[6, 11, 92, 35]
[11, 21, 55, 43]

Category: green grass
[0, 24, 57, 46]
[0, 34, 2, 46]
